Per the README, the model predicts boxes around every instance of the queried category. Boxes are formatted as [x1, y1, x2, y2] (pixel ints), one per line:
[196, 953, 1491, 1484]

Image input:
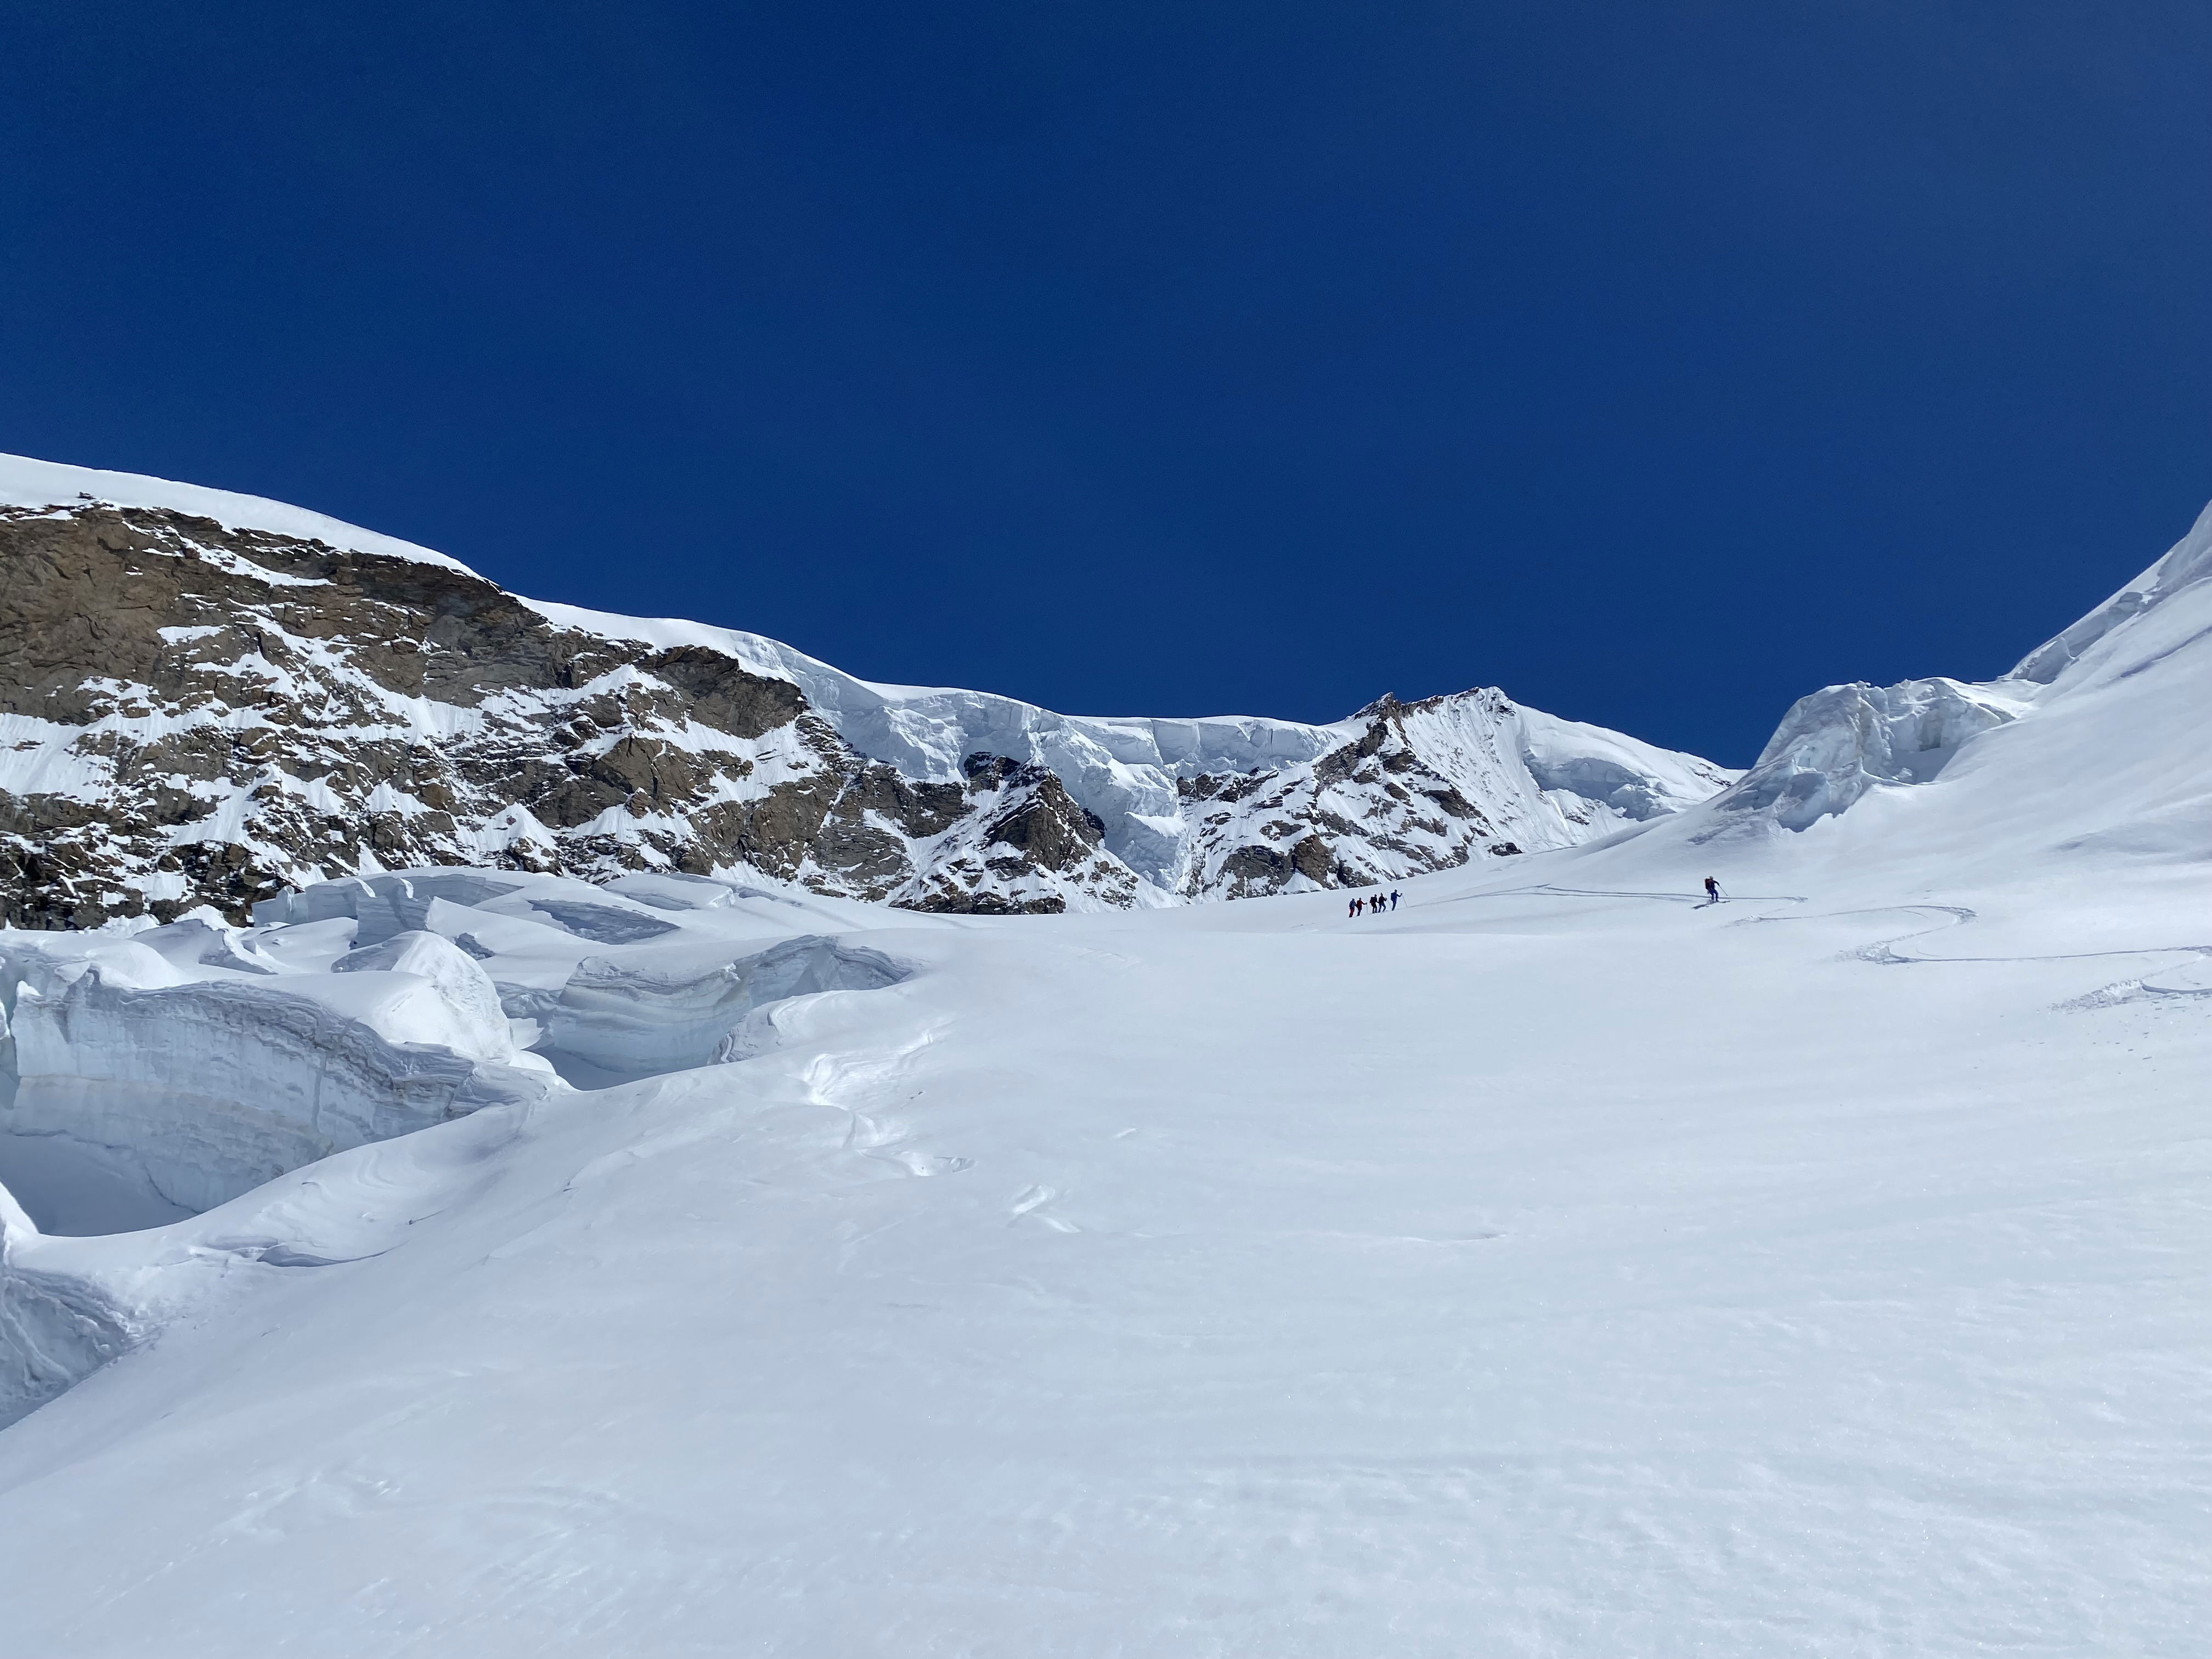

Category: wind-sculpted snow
[331, 929, 517, 1060]
[0, 936, 545, 1223]
[545, 935, 906, 1079]
[133, 913, 284, 976]
[2010, 494, 2212, 684]
[0, 869, 919, 1238]
[255, 872, 528, 944]
[1700, 675, 2035, 833]
[0, 1177, 137, 1428]
[0, 867, 918, 1429]
[0, 1087, 536, 1428]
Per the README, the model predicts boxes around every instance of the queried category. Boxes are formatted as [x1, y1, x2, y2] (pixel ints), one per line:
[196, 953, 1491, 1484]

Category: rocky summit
[0, 459, 1734, 927]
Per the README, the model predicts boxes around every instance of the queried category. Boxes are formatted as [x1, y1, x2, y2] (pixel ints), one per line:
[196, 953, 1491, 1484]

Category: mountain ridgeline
[0, 459, 1746, 927]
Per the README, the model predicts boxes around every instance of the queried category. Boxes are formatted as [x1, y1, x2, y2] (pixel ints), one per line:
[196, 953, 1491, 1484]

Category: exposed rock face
[898, 757, 1131, 914]
[0, 482, 1731, 926]
[0, 503, 1043, 924]
[1174, 690, 1734, 898]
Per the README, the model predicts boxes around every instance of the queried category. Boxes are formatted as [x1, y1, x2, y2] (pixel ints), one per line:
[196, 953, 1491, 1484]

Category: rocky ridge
[0, 458, 1734, 926]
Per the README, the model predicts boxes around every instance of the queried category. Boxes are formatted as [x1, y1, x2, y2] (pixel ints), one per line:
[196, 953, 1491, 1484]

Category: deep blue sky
[3, 3, 2208, 762]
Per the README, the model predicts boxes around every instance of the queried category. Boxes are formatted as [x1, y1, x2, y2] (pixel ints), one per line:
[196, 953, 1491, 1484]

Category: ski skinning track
[1738, 903, 2212, 1007]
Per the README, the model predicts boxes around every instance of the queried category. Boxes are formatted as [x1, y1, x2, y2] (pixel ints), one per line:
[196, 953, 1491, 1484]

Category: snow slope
[0, 453, 473, 573]
[1622, 494, 2212, 878]
[0, 493, 2206, 1654]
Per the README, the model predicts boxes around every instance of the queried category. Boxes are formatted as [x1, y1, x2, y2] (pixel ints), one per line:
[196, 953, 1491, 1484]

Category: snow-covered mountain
[0, 454, 1731, 928]
[3, 465, 2208, 1655]
[1643, 492, 2212, 856]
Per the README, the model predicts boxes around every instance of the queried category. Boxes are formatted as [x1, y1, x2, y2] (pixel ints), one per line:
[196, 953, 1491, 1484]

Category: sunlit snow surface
[0, 505, 2208, 1652]
[0, 453, 474, 573]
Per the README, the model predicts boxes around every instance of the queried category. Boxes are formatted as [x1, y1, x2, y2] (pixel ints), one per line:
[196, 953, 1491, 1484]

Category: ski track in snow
[1433, 886, 2212, 1014]
[1408, 880, 1811, 911]
[1740, 902, 2212, 1007]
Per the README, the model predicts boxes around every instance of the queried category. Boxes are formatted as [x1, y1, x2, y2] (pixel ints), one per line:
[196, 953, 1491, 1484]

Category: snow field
[0, 850, 2207, 1654]
[0, 470, 2206, 1651]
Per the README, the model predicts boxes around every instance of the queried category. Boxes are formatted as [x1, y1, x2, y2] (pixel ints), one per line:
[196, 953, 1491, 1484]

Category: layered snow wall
[0, 867, 915, 1426]
[0, 871, 911, 1237]
[546, 936, 905, 1079]
[1664, 494, 2212, 844]
[1711, 676, 2036, 832]
[0, 932, 549, 1227]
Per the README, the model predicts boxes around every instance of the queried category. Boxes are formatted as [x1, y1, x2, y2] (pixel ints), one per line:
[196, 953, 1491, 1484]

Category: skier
[1389, 890, 1402, 912]
[1347, 895, 1358, 919]
[1703, 876, 1722, 905]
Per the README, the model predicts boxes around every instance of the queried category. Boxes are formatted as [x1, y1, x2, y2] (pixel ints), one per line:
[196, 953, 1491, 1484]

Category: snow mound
[331, 930, 516, 1063]
[0, 866, 921, 1424]
[0, 869, 916, 1242]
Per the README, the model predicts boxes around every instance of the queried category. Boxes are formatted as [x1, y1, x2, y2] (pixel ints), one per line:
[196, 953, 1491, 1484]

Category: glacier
[0, 926, 549, 1231]
[0, 485, 2205, 1655]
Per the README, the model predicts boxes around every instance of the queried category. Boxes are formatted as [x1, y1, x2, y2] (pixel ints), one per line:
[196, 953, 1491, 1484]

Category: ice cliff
[0, 926, 550, 1223]
[1679, 495, 2212, 842]
[0, 866, 917, 1424]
